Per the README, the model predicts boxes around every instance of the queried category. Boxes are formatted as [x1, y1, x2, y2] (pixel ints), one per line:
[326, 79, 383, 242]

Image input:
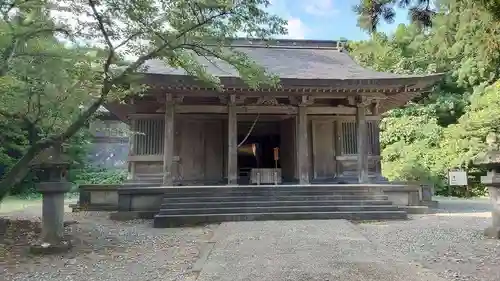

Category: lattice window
[341, 121, 357, 155]
[133, 118, 164, 155]
[340, 121, 378, 155]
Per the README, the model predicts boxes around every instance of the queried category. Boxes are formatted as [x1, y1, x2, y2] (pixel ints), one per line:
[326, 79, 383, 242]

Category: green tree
[353, 0, 434, 33]
[348, 0, 500, 196]
[353, 0, 500, 33]
[0, 0, 286, 201]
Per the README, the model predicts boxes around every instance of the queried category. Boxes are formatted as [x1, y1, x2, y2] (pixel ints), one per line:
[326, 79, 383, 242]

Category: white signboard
[448, 170, 468, 186]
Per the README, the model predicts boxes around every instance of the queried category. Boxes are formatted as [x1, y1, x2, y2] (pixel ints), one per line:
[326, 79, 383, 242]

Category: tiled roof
[140, 39, 437, 81]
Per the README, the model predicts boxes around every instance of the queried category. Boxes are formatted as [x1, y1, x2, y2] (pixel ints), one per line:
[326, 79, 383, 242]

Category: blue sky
[267, 0, 409, 41]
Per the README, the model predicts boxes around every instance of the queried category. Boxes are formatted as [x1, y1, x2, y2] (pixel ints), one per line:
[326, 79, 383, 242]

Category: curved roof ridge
[213, 38, 347, 49]
[140, 40, 444, 82]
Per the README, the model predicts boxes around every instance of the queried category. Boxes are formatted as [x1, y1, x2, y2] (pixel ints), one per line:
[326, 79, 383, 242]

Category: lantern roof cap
[29, 144, 73, 167]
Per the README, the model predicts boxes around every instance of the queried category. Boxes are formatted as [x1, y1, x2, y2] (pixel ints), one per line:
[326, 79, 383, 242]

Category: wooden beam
[127, 113, 164, 119]
[307, 106, 372, 115]
[335, 155, 381, 161]
[129, 154, 164, 162]
[177, 105, 228, 114]
[163, 94, 175, 185]
[309, 115, 381, 121]
[239, 105, 297, 114]
[159, 105, 373, 115]
[127, 112, 382, 122]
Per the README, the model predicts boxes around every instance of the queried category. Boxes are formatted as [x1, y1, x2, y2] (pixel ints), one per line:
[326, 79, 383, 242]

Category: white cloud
[283, 17, 308, 39]
[305, 0, 339, 16]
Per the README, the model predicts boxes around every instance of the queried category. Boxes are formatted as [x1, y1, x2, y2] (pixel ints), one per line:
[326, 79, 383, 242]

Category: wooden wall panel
[280, 118, 296, 182]
[135, 162, 162, 174]
[311, 120, 336, 179]
[174, 118, 225, 183]
[178, 119, 205, 181]
[337, 159, 378, 174]
[204, 120, 224, 181]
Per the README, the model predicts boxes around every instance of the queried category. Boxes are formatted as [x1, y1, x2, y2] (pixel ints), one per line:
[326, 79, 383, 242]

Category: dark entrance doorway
[237, 121, 281, 184]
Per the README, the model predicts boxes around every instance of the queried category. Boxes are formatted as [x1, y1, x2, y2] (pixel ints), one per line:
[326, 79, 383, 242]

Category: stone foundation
[73, 182, 435, 217]
[71, 183, 157, 212]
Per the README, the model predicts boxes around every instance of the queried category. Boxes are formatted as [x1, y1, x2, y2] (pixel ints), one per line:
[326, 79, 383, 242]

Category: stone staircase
[153, 184, 407, 228]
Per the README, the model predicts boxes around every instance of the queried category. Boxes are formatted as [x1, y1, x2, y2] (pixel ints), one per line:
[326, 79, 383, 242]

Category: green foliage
[349, 0, 500, 197]
[0, 0, 287, 200]
[353, 0, 434, 33]
[69, 167, 127, 185]
[353, 0, 500, 33]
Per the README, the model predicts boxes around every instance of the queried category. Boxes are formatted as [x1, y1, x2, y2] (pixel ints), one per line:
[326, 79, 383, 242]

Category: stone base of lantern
[484, 226, 500, 239]
[484, 185, 500, 239]
[30, 239, 72, 255]
[30, 181, 73, 254]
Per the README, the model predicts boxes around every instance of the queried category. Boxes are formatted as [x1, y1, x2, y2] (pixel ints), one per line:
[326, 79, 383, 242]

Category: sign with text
[448, 170, 468, 186]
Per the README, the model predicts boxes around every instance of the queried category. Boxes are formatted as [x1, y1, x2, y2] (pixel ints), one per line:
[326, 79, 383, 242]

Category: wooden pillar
[162, 94, 175, 185]
[356, 98, 369, 183]
[227, 95, 238, 185]
[128, 118, 137, 180]
[297, 99, 310, 184]
[374, 120, 382, 174]
[372, 102, 382, 174]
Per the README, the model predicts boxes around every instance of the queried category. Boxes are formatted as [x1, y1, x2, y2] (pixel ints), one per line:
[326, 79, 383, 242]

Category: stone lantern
[29, 143, 73, 254]
[475, 133, 500, 239]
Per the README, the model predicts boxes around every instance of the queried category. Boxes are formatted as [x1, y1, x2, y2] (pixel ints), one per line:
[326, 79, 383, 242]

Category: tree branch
[115, 31, 143, 50]
[87, 0, 115, 77]
[18, 27, 72, 40]
[174, 10, 230, 40]
[87, 0, 113, 50]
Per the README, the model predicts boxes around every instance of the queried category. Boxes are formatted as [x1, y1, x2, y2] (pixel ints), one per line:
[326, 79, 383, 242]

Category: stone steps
[161, 199, 392, 208]
[153, 185, 407, 227]
[162, 191, 382, 198]
[161, 194, 390, 203]
[158, 205, 401, 215]
[161, 184, 381, 192]
[153, 211, 407, 228]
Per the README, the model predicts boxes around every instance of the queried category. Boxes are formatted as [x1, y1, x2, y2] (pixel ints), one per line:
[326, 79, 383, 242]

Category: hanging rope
[237, 113, 260, 147]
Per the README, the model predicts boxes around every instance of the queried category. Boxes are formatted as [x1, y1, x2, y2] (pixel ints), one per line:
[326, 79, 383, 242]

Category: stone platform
[71, 183, 433, 226]
[193, 220, 447, 281]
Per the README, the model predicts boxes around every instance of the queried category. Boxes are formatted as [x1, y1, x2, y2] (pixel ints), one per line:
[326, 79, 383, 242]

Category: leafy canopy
[0, 0, 287, 200]
[349, 0, 500, 196]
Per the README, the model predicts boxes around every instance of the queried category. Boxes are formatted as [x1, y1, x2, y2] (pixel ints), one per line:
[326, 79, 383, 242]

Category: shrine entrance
[237, 120, 283, 184]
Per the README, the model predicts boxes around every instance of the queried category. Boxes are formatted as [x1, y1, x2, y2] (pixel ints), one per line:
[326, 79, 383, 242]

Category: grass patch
[0, 197, 42, 214]
[0, 194, 78, 214]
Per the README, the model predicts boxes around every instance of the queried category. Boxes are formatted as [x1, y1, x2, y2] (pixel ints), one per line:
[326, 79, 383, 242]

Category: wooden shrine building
[105, 39, 443, 187]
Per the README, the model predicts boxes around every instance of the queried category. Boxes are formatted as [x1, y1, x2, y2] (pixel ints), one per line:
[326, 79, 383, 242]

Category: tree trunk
[0, 93, 107, 202]
[0, 139, 53, 201]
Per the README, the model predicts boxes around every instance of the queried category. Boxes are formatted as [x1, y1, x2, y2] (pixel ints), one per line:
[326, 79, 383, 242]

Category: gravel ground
[2, 197, 499, 281]
[357, 198, 500, 281]
[1, 210, 215, 281]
